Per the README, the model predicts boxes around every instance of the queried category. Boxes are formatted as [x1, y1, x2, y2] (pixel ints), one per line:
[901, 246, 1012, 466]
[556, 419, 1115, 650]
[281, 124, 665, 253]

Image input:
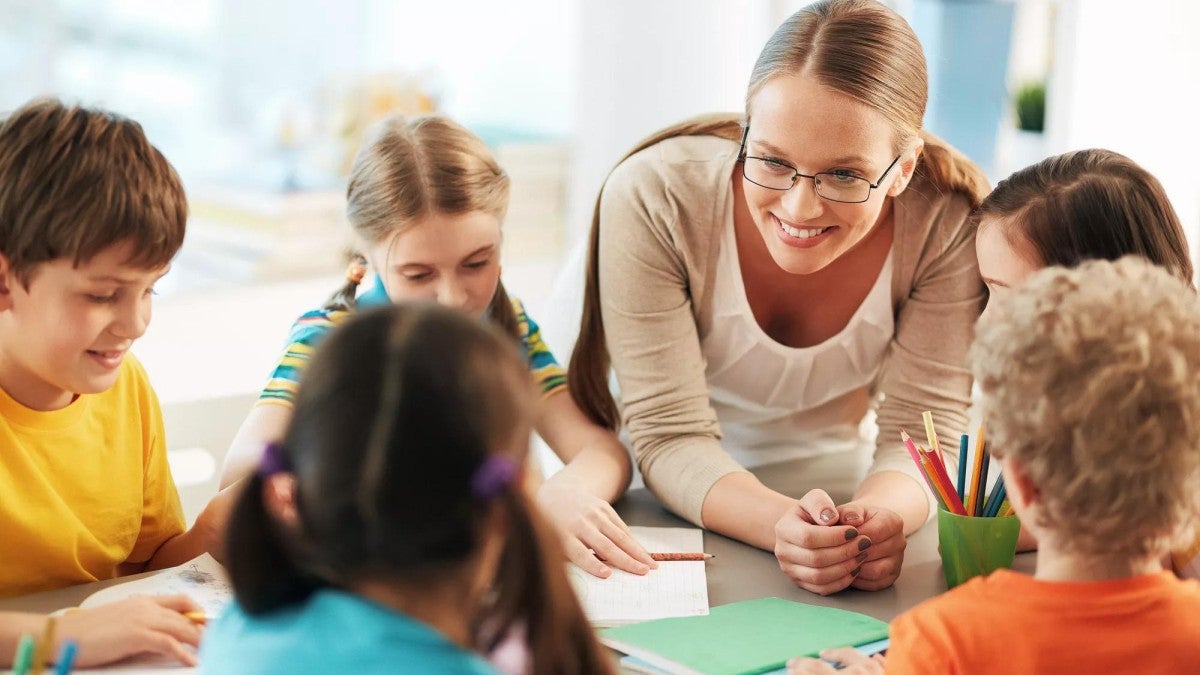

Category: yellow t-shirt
[0, 354, 185, 599]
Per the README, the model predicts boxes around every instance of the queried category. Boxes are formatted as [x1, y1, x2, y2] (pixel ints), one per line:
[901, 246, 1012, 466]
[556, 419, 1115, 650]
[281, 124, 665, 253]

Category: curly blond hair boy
[877, 257, 1200, 674]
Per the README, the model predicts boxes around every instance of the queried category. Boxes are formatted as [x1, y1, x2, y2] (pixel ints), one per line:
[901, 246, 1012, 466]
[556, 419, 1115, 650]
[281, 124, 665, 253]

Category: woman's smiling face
[742, 73, 915, 275]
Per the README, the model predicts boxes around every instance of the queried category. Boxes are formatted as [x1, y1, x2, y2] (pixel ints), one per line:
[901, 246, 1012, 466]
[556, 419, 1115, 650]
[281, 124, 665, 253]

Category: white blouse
[700, 208, 895, 470]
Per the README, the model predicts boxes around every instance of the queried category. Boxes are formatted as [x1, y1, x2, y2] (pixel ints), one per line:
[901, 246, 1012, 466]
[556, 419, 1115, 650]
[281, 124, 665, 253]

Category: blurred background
[2, 0, 1198, 518]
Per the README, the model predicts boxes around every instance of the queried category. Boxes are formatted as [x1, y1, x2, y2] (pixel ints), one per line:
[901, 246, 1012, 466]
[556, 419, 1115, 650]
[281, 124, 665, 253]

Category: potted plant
[1009, 80, 1047, 172]
[1014, 81, 1045, 133]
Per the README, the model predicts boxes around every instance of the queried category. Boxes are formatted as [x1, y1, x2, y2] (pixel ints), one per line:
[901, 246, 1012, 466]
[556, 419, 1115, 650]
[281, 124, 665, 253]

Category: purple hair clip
[258, 442, 291, 477]
[471, 455, 519, 501]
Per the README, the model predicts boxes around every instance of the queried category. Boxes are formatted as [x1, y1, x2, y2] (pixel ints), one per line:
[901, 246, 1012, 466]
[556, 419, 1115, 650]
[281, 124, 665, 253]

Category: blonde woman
[570, 0, 990, 594]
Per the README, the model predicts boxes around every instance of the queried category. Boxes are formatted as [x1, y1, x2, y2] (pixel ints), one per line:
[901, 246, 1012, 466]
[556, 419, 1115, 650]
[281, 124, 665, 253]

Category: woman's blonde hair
[570, 0, 989, 429]
[971, 257, 1200, 559]
[327, 114, 519, 339]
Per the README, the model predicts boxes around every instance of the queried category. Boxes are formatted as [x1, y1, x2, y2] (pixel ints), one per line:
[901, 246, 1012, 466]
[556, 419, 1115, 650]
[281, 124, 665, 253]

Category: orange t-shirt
[887, 569, 1200, 674]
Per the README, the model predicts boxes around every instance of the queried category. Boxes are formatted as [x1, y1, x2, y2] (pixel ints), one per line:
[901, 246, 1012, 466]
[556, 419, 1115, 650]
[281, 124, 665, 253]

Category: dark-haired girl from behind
[200, 303, 613, 675]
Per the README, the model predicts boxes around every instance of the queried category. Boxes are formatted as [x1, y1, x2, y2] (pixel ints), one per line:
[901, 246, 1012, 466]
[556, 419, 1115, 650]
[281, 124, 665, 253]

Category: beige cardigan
[597, 134, 984, 525]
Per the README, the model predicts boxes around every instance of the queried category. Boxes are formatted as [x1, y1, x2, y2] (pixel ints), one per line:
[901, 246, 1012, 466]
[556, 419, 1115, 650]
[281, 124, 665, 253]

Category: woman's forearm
[700, 472, 797, 550]
[852, 470, 929, 535]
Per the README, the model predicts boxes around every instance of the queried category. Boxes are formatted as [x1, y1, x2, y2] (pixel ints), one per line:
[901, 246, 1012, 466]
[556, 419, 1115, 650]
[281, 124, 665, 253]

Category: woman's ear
[889, 138, 925, 197]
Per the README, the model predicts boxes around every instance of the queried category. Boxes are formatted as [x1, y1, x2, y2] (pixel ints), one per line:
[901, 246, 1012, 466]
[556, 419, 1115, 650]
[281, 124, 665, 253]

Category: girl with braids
[200, 303, 613, 675]
[569, 0, 990, 595]
[222, 114, 653, 579]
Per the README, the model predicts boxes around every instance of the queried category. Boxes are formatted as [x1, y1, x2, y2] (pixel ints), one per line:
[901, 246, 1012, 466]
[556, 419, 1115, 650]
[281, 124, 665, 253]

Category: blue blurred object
[911, 0, 1016, 180]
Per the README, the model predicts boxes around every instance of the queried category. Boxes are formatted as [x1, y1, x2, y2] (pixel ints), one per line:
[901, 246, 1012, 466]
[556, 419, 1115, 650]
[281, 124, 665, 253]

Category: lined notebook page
[569, 526, 710, 626]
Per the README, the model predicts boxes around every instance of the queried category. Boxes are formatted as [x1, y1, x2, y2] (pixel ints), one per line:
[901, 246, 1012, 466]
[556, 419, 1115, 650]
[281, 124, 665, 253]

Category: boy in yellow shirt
[0, 99, 227, 667]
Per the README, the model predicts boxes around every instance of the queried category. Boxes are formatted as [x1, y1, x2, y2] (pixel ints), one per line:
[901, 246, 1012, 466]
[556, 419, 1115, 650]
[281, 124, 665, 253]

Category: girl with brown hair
[202, 303, 613, 675]
[569, 0, 990, 595]
[222, 114, 654, 579]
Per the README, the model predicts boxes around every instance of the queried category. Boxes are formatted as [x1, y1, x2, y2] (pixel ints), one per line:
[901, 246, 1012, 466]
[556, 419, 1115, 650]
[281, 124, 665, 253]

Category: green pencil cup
[937, 509, 1020, 589]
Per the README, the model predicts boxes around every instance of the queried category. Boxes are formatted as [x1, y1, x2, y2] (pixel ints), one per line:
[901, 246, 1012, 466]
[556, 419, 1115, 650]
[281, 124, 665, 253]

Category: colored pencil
[966, 427, 985, 518]
[918, 452, 953, 512]
[649, 553, 714, 561]
[901, 429, 951, 512]
[14, 634, 34, 675]
[30, 616, 56, 675]
[921, 408, 940, 454]
[983, 477, 1008, 518]
[54, 642, 77, 675]
[920, 444, 967, 515]
[956, 434, 969, 502]
[975, 450, 992, 517]
[183, 611, 210, 625]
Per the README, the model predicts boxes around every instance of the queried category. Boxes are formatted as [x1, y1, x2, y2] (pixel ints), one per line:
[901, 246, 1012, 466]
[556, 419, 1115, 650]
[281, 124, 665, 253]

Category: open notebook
[71, 554, 231, 672]
[568, 526, 710, 626]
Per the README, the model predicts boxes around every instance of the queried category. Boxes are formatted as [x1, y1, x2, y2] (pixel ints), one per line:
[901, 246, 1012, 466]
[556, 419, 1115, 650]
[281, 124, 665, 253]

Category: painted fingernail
[855, 551, 869, 563]
[843, 528, 859, 540]
[858, 537, 873, 551]
[851, 565, 862, 577]
[820, 509, 835, 523]
[843, 512, 861, 524]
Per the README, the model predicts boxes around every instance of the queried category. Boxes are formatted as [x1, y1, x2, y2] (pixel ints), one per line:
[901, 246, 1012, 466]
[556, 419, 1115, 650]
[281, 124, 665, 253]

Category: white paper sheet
[568, 526, 710, 626]
[67, 555, 232, 672]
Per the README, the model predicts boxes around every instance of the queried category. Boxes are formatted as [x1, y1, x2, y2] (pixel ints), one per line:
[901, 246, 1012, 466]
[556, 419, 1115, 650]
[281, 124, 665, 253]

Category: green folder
[601, 597, 889, 675]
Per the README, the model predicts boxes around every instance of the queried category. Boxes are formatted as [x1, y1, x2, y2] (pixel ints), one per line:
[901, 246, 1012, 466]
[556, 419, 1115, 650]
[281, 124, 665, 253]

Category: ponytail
[324, 254, 369, 312]
[915, 130, 991, 208]
[568, 114, 744, 430]
[481, 488, 613, 675]
[487, 280, 522, 343]
[224, 471, 322, 615]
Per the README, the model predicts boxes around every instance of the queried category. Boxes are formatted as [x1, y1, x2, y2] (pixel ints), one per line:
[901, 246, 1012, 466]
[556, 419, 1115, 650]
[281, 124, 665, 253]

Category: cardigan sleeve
[870, 192, 985, 519]
[597, 149, 748, 526]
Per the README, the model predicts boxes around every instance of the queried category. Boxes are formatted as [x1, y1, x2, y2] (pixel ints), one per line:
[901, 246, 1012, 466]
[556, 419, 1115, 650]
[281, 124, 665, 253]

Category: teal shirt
[200, 589, 497, 675]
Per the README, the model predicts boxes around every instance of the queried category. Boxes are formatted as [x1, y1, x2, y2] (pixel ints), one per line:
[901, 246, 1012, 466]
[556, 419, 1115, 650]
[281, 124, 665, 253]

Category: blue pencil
[956, 434, 969, 502]
[983, 475, 1008, 518]
[55, 641, 77, 675]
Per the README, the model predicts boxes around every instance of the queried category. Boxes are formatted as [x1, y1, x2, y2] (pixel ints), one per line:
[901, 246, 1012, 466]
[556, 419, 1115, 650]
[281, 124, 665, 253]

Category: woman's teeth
[780, 222, 829, 239]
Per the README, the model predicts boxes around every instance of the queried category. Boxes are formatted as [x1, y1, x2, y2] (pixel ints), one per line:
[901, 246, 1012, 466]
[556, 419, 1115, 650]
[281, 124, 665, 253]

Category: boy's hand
[57, 595, 203, 667]
[536, 475, 656, 578]
[774, 490, 872, 595]
[788, 648, 885, 674]
[837, 502, 906, 591]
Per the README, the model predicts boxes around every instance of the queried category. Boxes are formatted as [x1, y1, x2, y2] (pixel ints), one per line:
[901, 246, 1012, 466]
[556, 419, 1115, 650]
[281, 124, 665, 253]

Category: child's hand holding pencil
[51, 595, 205, 669]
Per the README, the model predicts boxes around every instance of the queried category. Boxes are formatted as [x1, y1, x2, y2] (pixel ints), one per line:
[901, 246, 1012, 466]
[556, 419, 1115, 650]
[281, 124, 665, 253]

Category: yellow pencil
[922, 411, 942, 461]
[30, 615, 56, 675]
[183, 611, 210, 625]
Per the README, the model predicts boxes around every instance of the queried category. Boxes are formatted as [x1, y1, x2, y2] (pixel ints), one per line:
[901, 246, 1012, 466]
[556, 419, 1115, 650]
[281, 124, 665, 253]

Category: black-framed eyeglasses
[737, 126, 901, 204]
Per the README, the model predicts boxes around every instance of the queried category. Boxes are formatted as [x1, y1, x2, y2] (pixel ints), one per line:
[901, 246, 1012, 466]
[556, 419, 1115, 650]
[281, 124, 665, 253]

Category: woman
[569, 0, 989, 595]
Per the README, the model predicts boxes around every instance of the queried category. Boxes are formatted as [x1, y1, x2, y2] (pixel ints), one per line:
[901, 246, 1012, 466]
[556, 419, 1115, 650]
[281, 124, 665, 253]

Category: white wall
[565, 0, 792, 247]
[1048, 0, 1200, 267]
